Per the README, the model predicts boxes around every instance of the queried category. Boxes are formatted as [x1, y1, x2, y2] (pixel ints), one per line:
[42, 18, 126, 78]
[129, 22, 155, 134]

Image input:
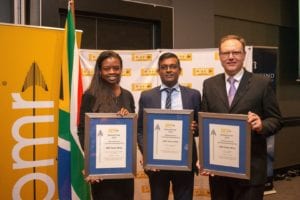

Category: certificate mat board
[198, 112, 251, 179]
[143, 109, 194, 171]
[84, 113, 137, 179]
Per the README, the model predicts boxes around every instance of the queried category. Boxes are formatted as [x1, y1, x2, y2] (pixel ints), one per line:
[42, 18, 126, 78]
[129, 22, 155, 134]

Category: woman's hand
[85, 176, 103, 184]
[82, 170, 103, 184]
[117, 107, 129, 117]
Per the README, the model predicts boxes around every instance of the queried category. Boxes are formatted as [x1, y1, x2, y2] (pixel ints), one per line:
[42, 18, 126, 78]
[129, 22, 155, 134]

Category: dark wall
[172, 0, 215, 48]
[0, 0, 13, 23]
[42, 0, 173, 49]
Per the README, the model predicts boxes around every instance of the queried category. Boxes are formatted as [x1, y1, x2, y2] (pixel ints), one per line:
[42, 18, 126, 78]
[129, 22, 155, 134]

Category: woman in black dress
[78, 50, 135, 200]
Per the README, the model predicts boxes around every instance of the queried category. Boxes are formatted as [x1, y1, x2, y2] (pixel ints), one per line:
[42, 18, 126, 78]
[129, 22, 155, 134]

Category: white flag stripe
[58, 137, 71, 151]
[70, 41, 84, 155]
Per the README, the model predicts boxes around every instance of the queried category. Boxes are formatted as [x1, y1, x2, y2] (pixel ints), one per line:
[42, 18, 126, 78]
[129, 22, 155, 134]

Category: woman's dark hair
[86, 50, 123, 112]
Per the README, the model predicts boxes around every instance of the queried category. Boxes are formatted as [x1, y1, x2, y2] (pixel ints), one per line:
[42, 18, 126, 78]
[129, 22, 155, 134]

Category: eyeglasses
[159, 64, 179, 70]
[219, 51, 244, 58]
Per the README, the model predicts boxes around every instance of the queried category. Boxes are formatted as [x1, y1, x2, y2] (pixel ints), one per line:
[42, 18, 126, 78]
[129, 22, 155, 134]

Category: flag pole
[69, 0, 79, 49]
[69, 0, 75, 24]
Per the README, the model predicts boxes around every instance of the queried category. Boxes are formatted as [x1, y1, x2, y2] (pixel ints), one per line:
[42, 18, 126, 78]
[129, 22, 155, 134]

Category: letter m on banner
[58, 0, 90, 199]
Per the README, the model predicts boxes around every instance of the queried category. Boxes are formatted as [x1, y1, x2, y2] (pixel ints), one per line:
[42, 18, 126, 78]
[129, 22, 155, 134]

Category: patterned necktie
[227, 77, 237, 106]
[164, 88, 175, 109]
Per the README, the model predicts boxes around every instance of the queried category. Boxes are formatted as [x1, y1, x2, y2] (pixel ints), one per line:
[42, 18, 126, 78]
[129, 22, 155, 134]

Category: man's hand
[190, 120, 198, 135]
[248, 111, 263, 132]
[196, 160, 213, 176]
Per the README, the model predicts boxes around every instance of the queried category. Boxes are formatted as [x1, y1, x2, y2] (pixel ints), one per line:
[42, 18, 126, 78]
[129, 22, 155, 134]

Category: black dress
[78, 88, 135, 200]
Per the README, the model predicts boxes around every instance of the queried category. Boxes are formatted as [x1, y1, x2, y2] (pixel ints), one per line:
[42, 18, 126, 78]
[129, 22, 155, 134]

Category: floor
[264, 176, 300, 200]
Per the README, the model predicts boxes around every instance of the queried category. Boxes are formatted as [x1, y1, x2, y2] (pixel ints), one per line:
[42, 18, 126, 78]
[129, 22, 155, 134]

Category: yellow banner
[0, 24, 64, 199]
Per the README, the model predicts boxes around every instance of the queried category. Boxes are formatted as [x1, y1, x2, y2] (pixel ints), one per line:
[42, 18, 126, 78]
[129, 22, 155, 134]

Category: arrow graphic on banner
[21, 61, 48, 200]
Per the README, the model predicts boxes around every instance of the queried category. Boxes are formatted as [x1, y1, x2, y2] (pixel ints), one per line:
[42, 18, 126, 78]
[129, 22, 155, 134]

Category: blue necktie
[228, 77, 237, 106]
[164, 88, 175, 109]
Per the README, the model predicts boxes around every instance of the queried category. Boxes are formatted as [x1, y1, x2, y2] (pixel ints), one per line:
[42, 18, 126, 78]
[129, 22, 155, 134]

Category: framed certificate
[143, 109, 194, 171]
[198, 112, 251, 179]
[84, 113, 137, 179]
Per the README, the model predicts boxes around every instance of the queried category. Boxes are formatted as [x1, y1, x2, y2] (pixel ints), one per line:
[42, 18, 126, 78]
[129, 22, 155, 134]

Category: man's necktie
[227, 77, 237, 106]
[164, 88, 175, 109]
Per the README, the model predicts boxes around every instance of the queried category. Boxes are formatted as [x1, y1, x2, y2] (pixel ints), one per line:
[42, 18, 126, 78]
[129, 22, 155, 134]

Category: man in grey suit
[201, 35, 282, 200]
[137, 52, 201, 200]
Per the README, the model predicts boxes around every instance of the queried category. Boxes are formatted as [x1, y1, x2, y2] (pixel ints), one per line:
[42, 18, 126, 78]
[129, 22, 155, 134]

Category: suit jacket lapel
[230, 70, 252, 110]
[215, 74, 229, 108]
[180, 86, 188, 108]
[153, 86, 162, 108]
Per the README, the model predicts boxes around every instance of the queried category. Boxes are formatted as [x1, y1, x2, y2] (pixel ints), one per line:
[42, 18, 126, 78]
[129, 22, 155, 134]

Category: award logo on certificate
[84, 113, 137, 179]
[198, 112, 251, 179]
[143, 109, 193, 171]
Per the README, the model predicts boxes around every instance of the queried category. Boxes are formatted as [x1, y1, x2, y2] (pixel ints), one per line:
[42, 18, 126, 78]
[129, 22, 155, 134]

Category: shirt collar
[225, 68, 244, 83]
[160, 83, 180, 91]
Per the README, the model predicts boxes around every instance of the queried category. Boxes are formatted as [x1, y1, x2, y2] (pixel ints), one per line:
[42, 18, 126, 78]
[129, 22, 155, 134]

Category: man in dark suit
[137, 52, 201, 200]
[201, 35, 282, 200]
